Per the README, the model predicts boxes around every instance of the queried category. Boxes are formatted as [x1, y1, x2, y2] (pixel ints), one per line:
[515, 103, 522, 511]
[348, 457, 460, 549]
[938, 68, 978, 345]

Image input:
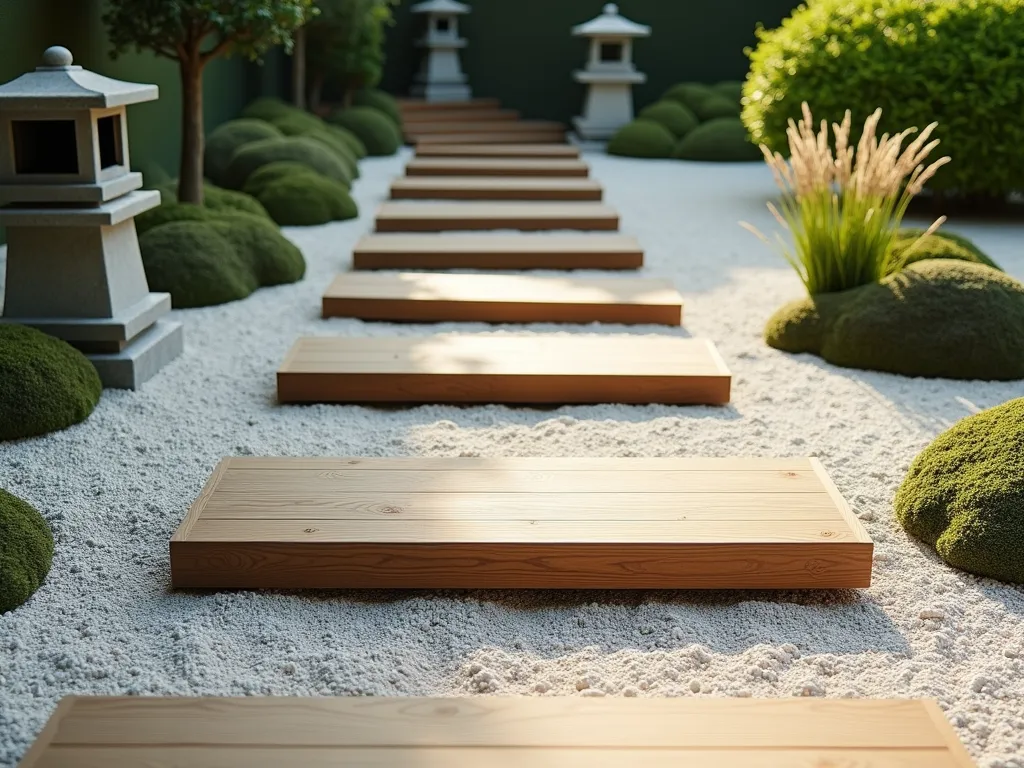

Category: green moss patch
[264, 113, 360, 177]
[894, 230, 1000, 271]
[136, 183, 269, 235]
[243, 162, 358, 226]
[895, 397, 1024, 583]
[693, 93, 742, 121]
[638, 100, 699, 139]
[204, 119, 283, 187]
[0, 489, 54, 614]
[240, 97, 298, 122]
[765, 260, 1024, 380]
[352, 88, 403, 127]
[608, 119, 676, 159]
[672, 118, 762, 162]
[327, 107, 402, 156]
[223, 136, 353, 191]
[662, 82, 717, 113]
[0, 325, 101, 442]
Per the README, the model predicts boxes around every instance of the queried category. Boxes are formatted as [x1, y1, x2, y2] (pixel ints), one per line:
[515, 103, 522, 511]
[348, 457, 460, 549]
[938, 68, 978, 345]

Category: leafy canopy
[307, 0, 397, 92]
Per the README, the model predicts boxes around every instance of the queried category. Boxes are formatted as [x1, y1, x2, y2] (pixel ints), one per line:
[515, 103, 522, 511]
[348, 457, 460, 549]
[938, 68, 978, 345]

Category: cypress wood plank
[415, 131, 568, 145]
[168, 456, 873, 590]
[390, 176, 603, 201]
[24, 697, 974, 766]
[276, 334, 730, 404]
[398, 97, 502, 112]
[416, 143, 580, 158]
[405, 120, 565, 136]
[375, 202, 617, 232]
[352, 234, 643, 270]
[406, 158, 588, 177]
[403, 108, 520, 124]
[321, 273, 680, 325]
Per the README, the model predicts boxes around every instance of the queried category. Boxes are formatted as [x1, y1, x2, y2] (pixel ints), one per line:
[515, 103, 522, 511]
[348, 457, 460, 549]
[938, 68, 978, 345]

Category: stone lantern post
[0, 46, 182, 390]
[410, 0, 472, 102]
[572, 3, 651, 140]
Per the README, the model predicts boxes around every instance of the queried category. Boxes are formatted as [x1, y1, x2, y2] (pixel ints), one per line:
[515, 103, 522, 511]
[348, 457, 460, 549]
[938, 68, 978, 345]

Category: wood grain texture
[415, 131, 568, 145]
[405, 120, 566, 137]
[351, 234, 643, 270]
[415, 143, 580, 158]
[21, 696, 975, 767]
[168, 456, 874, 590]
[390, 176, 603, 201]
[276, 335, 731, 405]
[321, 272, 681, 325]
[397, 97, 502, 112]
[405, 158, 589, 177]
[374, 202, 617, 232]
[403, 108, 520, 124]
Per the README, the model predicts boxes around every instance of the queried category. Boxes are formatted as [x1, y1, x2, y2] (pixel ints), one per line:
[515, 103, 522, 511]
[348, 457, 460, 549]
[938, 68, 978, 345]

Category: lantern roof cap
[411, 0, 470, 15]
[0, 46, 158, 110]
[573, 4, 650, 37]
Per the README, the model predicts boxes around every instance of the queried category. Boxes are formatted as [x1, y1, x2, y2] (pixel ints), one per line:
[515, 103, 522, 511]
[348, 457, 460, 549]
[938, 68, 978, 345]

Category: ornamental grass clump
[743, 103, 950, 295]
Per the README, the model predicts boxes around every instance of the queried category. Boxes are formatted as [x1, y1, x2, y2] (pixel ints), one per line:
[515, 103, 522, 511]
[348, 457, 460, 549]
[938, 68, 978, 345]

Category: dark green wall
[379, 0, 799, 121]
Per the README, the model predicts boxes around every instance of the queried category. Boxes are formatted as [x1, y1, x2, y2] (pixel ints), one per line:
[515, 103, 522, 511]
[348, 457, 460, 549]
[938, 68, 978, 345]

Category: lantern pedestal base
[86, 319, 184, 390]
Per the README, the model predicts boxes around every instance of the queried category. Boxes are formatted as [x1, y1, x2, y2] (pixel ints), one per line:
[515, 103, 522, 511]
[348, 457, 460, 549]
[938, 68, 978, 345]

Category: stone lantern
[410, 0, 471, 102]
[572, 3, 650, 140]
[0, 46, 182, 389]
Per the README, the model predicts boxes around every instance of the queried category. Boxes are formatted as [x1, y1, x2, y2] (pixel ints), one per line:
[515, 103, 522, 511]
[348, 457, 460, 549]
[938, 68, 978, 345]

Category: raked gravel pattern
[1, 150, 1023, 767]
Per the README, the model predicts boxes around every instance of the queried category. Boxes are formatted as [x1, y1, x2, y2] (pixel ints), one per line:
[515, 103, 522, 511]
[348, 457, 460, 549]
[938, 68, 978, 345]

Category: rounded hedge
[0, 489, 54, 614]
[743, 0, 1024, 198]
[328, 107, 402, 156]
[137, 183, 269, 235]
[204, 119, 283, 187]
[352, 88, 403, 127]
[202, 184, 269, 218]
[607, 119, 676, 158]
[893, 230, 1001, 271]
[895, 397, 1024, 583]
[713, 80, 744, 103]
[693, 93, 741, 121]
[0, 324, 102, 442]
[222, 136, 353, 191]
[243, 162, 358, 226]
[209, 213, 306, 284]
[764, 259, 1024, 380]
[240, 97, 298, 122]
[265, 113, 360, 176]
[672, 118, 762, 162]
[638, 100, 699, 139]
[662, 82, 717, 113]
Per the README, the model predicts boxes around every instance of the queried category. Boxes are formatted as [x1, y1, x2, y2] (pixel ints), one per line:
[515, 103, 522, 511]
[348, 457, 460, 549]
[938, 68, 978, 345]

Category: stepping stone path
[374, 202, 619, 232]
[398, 98, 569, 145]
[415, 142, 581, 158]
[390, 176, 604, 201]
[405, 157, 590, 177]
[21, 695, 978, 766]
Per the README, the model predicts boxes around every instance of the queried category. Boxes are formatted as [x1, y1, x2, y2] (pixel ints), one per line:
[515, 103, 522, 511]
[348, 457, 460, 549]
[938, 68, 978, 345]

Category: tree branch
[200, 35, 232, 64]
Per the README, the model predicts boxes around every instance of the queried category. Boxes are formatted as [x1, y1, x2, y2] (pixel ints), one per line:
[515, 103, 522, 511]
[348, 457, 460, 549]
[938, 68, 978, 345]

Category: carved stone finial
[41, 46, 73, 68]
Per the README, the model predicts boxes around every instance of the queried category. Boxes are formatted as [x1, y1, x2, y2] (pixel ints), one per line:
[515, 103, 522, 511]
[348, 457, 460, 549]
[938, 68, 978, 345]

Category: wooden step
[415, 131, 567, 145]
[172, 456, 871, 590]
[25, 696, 975, 767]
[398, 97, 502, 112]
[390, 176, 603, 201]
[322, 273, 682, 325]
[403, 109, 520, 124]
[406, 158, 589, 177]
[352, 234, 644, 270]
[406, 120, 565, 136]
[277, 334, 730, 405]
[416, 143, 581, 158]
[375, 202, 618, 232]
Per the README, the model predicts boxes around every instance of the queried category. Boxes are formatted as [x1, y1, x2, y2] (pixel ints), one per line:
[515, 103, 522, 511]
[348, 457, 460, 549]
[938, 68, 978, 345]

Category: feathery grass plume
[741, 103, 950, 295]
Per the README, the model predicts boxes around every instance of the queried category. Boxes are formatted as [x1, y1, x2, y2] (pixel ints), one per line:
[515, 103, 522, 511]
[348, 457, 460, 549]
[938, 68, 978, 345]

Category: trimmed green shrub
[764, 260, 1024, 380]
[265, 113, 360, 176]
[743, 0, 1024, 198]
[326, 125, 368, 160]
[673, 118, 761, 162]
[204, 119, 283, 187]
[327, 106, 401, 156]
[0, 325, 102, 441]
[137, 183, 269, 235]
[895, 397, 1024, 583]
[0, 489, 54, 614]
[222, 136, 353, 191]
[138, 160, 171, 188]
[240, 96, 298, 122]
[209, 213, 306, 283]
[693, 94, 741, 121]
[893, 230, 1001, 271]
[713, 80, 744, 103]
[352, 88, 402, 127]
[662, 82, 716, 113]
[243, 162, 358, 226]
[607, 119, 675, 159]
[202, 184, 269, 218]
[638, 100, 699, 139]
[135, 201, 214, 236]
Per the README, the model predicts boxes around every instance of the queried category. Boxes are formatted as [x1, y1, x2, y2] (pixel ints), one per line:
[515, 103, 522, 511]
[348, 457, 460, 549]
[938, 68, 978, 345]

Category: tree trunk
[292, 26, 307, 109]
[178, 57, 205, 205]
[310, 71, 325, 113]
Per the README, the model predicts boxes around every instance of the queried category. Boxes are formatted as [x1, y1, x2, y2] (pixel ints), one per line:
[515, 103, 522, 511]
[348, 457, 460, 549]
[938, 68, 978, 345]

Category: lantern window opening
[434, 16, 450, 32]
[599, 42, 624, 62]
[11, 118, 79, 175]
[97, 114, 123, 170]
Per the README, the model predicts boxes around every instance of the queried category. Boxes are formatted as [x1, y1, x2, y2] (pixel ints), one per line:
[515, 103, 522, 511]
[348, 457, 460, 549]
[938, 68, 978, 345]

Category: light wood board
[390, 176, 603, 201]
[405, 120, 565, 136]
[321, 273, 682, 325]
[415, 131, 568, 145]
[375, 202, 617, 232]
[398, 97, 502, 112]
[169, 456, 872, 590]
[406, 158, 589, 177]
[416, 143, 581, 158]
[20, 696, 974, 767]
[276, 334, 729, 405]
[352, 234, 643, 270]
[403, 109, 520, 124]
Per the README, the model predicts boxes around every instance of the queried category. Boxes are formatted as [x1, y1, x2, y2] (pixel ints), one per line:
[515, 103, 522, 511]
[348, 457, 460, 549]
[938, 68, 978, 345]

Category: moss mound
[638, 100, 699, 139]
[222, 136, 353, 191]
[243, 162, 358, 226]
[672, 118, 762, 162]
[662, 82, 717, 113]
[240, 97, 297, 122]
[352, 88, 403, 127]
[136, 201, 214, 236]
[204, 119, 283, 187]
[0, 325, 102, 441]
[136, 183, 269, 235]
[765, 259, 1024, 380]
[607, 119, 676, 159]
[713, 80, 745, 103]
[210, 213, 306, 283]
[895, 398, 1024, 583]
[693, 93, 742, 121]
[327, 107, 402, 156]
[0, 489, 54, 614]
[894, 230, 1000, 271]
[264, 113, 360, 177]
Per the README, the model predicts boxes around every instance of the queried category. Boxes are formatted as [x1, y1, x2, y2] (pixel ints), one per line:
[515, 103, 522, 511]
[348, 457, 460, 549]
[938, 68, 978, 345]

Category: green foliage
[307, 0, 398, 103]
[638, 101, 699, 139]
[136, 201, 215, 236]
[764, 260, 1024, 380]
[265, 114, 360, 176]
[137, 160, 171, 188]
[607, 120, 676, 159]
[209, 213, 307, 283]
[222, 136, 353, 189]
[0, 489, 54, 614]
[137, 182, 269, 234]
[893, 230, 1001, 271]
[662, 82, 716, 113]
[895, 397, 1024, 583]
[241, 97, 301, 122]
[352, 88, 402, 127]
[327, 107, 401, 155]
[240, 98, 368, 158]
[693, 94, 741, 121]
[245, 164, 359, 225]
[743, 0, 1024, 198]
[204, 119, 283, 186]
[713, 80, 744, 103]
[672, 118, 761, 162]
[202, 183, 270, 218]
[0, 325, 101, 442]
